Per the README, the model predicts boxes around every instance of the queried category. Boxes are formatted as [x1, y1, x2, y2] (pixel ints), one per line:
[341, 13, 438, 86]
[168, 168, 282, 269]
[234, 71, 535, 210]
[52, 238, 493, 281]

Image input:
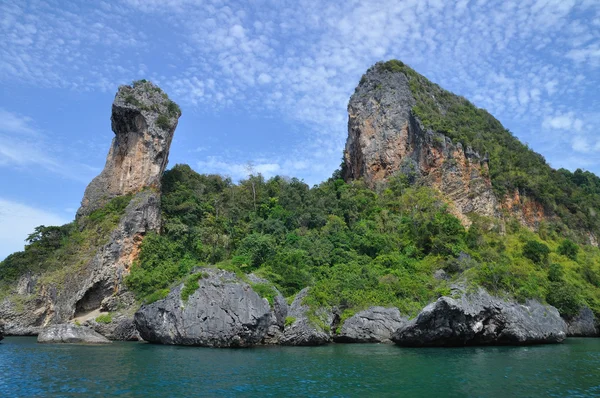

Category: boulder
[335, 307, 406, 343]
[567, 307, 599, 337]
[38, 324, 111, 344]
[280, 288, 334, 346]
[0, 319, 4, 342]
[392, 290, 567, 346]
[134, 269, 274, 347]
[85, 315, 141, 341]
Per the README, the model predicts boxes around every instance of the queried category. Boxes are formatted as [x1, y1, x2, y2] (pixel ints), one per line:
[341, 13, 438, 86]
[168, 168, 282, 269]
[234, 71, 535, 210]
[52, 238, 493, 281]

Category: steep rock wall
[77, 81, 180, 218]
[344, 66, 498, 224]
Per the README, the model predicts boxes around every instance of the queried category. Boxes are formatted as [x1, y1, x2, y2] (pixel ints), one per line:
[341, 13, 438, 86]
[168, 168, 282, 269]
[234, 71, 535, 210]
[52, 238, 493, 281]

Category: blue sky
[1, 0, 599, 259]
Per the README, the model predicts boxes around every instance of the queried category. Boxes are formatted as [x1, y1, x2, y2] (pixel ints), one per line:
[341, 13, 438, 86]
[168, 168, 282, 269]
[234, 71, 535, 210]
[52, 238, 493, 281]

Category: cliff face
[1, 81, 180, 336]
[77, 81, 180, 217]
[344, 65, 498, 223]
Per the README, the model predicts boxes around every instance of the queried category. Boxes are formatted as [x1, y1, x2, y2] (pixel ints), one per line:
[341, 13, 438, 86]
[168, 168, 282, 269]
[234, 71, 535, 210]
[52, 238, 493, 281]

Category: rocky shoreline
[2, 267, 598, 346]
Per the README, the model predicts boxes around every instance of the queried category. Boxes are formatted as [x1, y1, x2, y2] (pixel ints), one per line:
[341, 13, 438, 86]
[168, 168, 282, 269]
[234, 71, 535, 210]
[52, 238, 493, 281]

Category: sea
[1, 337, 599, 397]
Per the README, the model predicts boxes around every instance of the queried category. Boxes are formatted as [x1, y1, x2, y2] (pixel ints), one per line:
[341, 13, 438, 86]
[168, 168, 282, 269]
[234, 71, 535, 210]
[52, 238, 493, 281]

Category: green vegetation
[558, 239, 579, 261]
[126, 80, 181, 121]
[95, 313, 112, 324]
[522, 240, 550, 265]
[180, 272, 206, 301]
[125, 94, 142, 107]
[132, 79, 148, 87]
[121, 164, 600, 319]
[376, 60, 600, 243]
[250, 282, 277, 305]
[167, 100, 181, 117]
[156, 115, 171, 130]
[0, 195, 132, 297]
[284, 316, 296, 327]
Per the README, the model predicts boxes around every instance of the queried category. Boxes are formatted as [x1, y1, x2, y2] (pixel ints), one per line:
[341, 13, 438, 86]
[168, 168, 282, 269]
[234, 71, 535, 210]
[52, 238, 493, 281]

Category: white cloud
[196, 156, 281, 180]
[0, 198, 69, 261]
[542, 112, 584, 131]
[1, 0, 599, 182]
[0, 108, 37, 135]
[0, 109, 96, 182]
[566, 44, 600, 65]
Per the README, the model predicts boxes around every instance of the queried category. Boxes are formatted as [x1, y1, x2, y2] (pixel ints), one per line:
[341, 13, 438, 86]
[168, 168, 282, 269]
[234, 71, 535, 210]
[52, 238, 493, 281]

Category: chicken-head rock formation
[1, 81, 180, 337]
[344, 62, 497, 224]
[78, 80, 181, 218]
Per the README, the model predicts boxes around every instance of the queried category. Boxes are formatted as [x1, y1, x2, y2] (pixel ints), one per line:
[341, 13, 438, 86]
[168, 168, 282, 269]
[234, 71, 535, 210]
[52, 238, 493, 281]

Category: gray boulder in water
[0, 319, 4, 342]
[38, 324, 111, 344]
[279, 288, 334, 346]
[335, 307, 406, 343]
[134, 269, 276, 347]
[567, 307, 599, 337]
[392, 290, 567, 346]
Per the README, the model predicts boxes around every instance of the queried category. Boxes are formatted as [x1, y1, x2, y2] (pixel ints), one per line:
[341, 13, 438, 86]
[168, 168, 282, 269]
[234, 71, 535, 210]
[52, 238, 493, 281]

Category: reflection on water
[1, 337, 599, 397]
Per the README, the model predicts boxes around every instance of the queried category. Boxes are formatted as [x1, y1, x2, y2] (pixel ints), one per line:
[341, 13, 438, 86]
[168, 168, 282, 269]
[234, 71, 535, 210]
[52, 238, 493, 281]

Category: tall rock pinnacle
[344, 62, 497, 223]
[77, 80, 181, 217]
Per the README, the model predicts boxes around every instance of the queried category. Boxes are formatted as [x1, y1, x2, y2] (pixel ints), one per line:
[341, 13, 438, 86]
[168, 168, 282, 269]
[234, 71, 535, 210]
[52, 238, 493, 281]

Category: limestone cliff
[344, 64, 498, 224]
[77, 80, 180, 218]
[1, 81, 180, 336]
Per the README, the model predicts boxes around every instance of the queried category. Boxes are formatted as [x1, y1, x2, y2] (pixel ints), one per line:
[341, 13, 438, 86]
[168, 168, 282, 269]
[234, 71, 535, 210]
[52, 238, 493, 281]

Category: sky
[1, 0, 599, 259]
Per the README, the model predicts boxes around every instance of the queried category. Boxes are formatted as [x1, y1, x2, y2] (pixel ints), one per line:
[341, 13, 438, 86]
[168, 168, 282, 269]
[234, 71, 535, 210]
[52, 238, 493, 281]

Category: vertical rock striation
[344, 63, 497, 223]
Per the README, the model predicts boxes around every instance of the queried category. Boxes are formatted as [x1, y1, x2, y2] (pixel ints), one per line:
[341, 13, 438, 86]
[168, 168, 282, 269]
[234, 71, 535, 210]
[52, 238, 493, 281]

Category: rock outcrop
[0, 319, 4, 342]
[567, 307, 599, 337]
[84, 315, 141, 341]
[38, 324, 111, 344]
[280, 288, 335, 346]
[0, 82, 180, 338]
[0, 191, 161, 336]
[344, 63, 497, 224]
[134, 269, 280, 347]
[335, 307, 406, 343]
[392, 290, 567, 346]
[78, 80, 181, 217]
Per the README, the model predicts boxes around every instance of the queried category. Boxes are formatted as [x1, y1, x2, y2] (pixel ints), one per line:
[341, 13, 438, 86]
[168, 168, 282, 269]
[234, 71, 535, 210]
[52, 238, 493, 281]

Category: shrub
[181, 273, 206, 301]
[284, 316, 296, 327]
[124, 95, 141, 107]
[156, 115, 171, 130]
[250, 282, 277, 305]
[557, 239, 578, 260]
[167, 100, 181, 117]
[546, 282, 581, 318]
[132, 79, 147, 87]
[547, 263, 564, 282]
[95, 313, 112, 324]
[522, 240, 550, 264]
[145, 288, 170, 304]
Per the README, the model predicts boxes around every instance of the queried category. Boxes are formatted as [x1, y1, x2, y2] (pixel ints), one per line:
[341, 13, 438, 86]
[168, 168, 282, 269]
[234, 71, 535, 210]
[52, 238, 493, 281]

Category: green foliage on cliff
[124, 165, 600, 319]
[0, 196, 132, 296]
[377, 60, 600, 242]
[95, 313, 112, 324]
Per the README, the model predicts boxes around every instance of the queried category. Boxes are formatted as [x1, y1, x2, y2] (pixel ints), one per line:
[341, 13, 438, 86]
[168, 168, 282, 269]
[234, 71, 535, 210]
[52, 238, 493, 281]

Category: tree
[522, 240, 550, 265]
[557, 239, 578, 261]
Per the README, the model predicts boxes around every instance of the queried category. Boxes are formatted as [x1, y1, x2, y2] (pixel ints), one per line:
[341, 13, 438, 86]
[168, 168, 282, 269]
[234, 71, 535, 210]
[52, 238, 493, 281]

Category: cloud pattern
[1, 0, 599, 183]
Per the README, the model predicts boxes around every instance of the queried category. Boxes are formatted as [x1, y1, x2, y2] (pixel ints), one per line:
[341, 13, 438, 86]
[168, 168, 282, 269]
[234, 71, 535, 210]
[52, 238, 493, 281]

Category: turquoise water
[1, 337, 599, 397]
